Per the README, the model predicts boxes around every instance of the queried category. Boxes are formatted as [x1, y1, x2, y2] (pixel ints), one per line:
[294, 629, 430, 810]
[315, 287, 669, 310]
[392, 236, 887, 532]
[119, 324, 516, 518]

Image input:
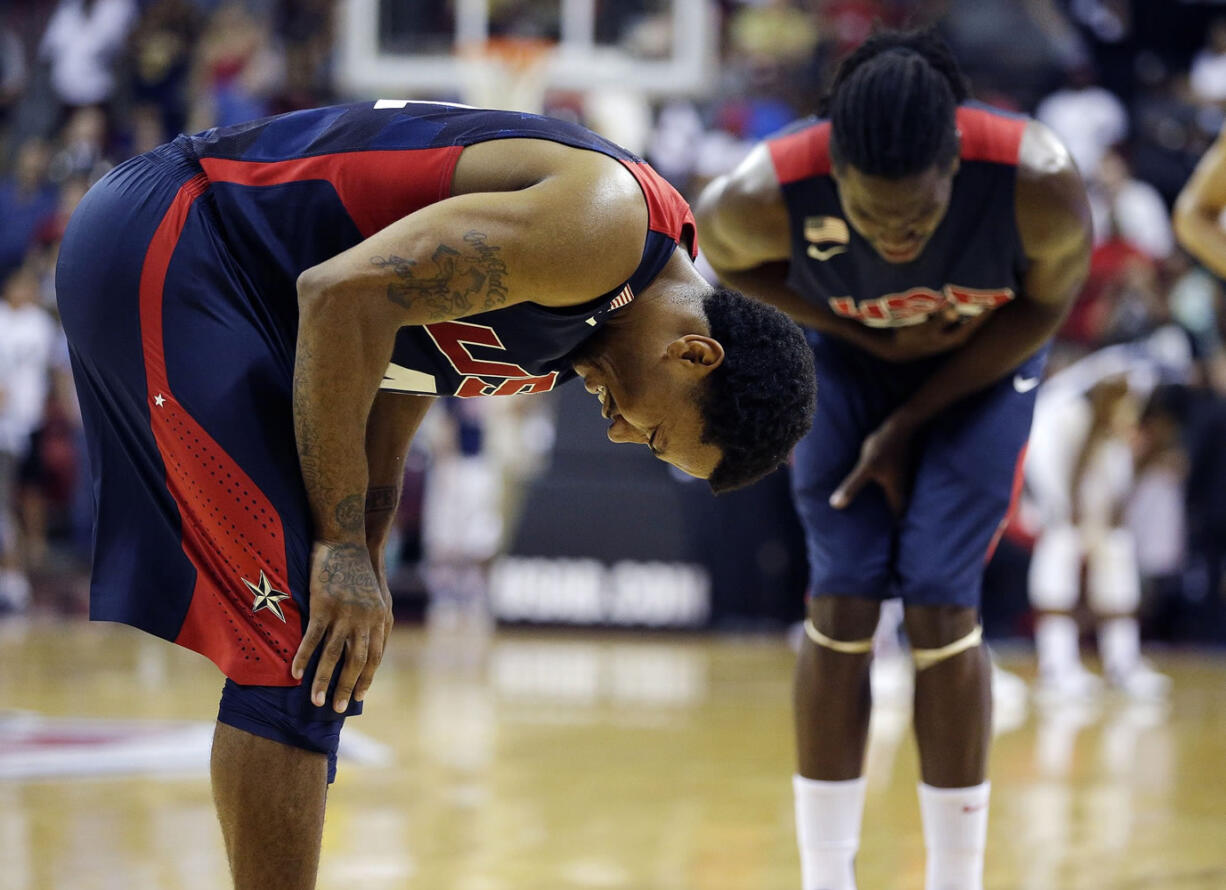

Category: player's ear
[666, 335, 724, 376]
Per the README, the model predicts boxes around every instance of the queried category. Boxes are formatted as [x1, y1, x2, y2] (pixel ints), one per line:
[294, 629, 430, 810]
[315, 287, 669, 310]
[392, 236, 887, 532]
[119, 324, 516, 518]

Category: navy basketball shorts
[791, 331, 1046, 608]
[56, 143, 358, 778]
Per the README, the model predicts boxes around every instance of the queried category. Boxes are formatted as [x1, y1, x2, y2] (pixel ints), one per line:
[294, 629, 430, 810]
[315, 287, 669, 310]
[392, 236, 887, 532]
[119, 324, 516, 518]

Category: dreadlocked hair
[821, 27, 969, 179]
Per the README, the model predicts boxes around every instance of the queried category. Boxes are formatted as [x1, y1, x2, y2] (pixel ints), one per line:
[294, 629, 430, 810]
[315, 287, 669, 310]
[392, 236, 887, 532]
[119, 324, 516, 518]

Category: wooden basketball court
[2, 619, 1224, 889]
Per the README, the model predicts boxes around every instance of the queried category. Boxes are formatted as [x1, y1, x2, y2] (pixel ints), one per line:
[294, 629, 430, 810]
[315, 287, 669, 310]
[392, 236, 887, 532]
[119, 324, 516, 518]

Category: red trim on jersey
[985, 443, 1028, 563]
[618, 158, 698, 258]
[199, 147, 464, 238]
[957, 107, 1026, 166]
[768, 123, 832, 185]
[138, 173, 302, 686]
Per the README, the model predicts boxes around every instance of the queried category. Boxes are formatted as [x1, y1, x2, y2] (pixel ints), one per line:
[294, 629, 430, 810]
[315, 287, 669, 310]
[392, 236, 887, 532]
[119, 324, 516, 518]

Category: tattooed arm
[291, 143, 647, 711]
[364, 392, 433, 578]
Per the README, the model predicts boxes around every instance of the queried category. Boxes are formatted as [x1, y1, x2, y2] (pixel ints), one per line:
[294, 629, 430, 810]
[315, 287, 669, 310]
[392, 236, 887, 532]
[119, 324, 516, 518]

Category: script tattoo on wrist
[371, 230, 510, 322]
[317, 543, 380, 605]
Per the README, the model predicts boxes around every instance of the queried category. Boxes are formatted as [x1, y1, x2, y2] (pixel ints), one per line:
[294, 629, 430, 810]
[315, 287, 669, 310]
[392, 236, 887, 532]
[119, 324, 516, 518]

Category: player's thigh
[897, 349, 1046, 606]
[791, 336, 896, 597]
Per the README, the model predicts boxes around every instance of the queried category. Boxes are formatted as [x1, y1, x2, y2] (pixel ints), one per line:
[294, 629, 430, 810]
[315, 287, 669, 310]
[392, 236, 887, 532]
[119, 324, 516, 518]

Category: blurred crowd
[0, 0, 1224, 646]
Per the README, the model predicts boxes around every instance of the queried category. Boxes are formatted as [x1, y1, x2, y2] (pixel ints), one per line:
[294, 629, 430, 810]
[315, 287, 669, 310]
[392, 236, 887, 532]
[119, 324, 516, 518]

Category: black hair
[821, 27, 969, 179]
[698, 287, 817, 493]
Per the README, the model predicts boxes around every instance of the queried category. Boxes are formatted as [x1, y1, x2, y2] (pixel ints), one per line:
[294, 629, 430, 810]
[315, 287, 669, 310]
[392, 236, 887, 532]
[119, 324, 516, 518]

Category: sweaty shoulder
[451, 138, 634, 202]
[1014, 118, 1089, 240]
[695, 141, 792, 270]
[454, 137, 693, 256]
[446, 138, 653, 307]
[1014, 118, 1092, 306]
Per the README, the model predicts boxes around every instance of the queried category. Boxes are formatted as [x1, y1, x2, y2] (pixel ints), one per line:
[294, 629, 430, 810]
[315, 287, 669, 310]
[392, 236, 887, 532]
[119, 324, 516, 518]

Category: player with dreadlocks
[697, 27, 1091, 890]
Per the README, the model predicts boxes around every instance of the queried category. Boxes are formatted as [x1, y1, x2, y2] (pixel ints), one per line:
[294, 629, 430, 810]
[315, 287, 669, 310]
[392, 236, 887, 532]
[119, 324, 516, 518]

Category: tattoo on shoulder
[371, 230, 510, 322]
[334, 493, 365, 532]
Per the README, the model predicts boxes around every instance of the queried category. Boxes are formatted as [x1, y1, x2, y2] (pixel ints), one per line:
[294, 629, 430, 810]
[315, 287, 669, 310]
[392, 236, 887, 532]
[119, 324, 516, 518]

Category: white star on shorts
[154, 393, 165, 407]
[243, 570, 290, 622]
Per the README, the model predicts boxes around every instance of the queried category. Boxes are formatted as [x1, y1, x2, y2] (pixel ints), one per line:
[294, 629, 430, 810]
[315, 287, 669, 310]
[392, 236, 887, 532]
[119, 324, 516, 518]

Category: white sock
[1035, 614, 1080, 676]
[0, 567, 30, 609]
[918, 782, 989, 890]
[794, 774, 866, 890]
[1098, 617, 1140, 677]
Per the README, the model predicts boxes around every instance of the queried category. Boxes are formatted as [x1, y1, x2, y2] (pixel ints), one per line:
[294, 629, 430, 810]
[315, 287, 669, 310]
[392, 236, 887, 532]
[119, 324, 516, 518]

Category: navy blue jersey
[766, 105, 1045, 605]
[182, 99, 697, 398]
[766, 104, 1029, 329]
[56, 104, 696, 686]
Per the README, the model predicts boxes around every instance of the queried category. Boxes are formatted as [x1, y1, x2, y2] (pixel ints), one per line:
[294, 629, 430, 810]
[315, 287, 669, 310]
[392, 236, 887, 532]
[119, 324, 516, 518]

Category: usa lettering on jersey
[829, 284, 1015, 328]
[381, 320, 560, 397]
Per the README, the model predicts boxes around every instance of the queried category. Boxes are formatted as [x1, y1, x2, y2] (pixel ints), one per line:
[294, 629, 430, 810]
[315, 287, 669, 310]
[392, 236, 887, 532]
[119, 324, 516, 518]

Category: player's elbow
[297, 263, 357, 319]
[296, 263, 330, 305]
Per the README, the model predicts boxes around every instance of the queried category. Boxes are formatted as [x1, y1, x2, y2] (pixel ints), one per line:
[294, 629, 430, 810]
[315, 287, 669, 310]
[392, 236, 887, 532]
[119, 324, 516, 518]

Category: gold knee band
[912, 625, 983, 671]
[803, 619, 874, 655]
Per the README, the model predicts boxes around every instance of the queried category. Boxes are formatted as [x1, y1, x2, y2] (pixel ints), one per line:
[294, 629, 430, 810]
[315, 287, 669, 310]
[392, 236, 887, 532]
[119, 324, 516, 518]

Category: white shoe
[1105, 662, 1172, 700]
[990, 661, 1029, 733]
[0, 569, 31, 615]
[1034, 665, 1104, 703]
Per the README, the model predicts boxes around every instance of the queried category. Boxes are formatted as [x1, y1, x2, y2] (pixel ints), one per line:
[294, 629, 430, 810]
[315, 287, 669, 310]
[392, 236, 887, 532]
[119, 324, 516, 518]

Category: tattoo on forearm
[334, 494, 365, 532]
[365, 485, 398, 515]
[293, 340, 321, 491]
[371, 230, 510, 321]
[317, 542, 381, 606]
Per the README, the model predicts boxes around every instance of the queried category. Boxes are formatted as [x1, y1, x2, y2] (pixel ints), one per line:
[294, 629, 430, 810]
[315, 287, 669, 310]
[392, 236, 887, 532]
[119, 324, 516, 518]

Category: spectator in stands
[0, 263, 58, 613]
[1090, 147, 1175, 259]
[38, 0, 136, 114]
[1036, 66, 1128, 179]
[127, 0, 203, 143]
[48, 105, 111, 183]
[188, 1, 284, 130]
[0, 23, 27, 127]
[1190, 18, 1226, 108]
[0, 139, 57, 280]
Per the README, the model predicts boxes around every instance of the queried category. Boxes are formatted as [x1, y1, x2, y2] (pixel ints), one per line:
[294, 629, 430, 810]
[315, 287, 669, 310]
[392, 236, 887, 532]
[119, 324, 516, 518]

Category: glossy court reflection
[1, 619, 1224, 889]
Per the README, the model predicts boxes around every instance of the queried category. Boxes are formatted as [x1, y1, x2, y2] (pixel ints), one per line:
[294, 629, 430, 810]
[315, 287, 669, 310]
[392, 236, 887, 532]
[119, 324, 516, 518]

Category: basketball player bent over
[57, 101, 815, 890]
[697, 29, 1091, 890]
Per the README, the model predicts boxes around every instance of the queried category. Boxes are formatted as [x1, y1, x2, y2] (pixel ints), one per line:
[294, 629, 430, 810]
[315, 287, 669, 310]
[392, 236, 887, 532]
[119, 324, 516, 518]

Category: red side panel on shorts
[985, 443, 1028, 563]
[139, 173, 302, 685]
[957, 107, 1026, 166]
[619, 158, 698, 258]
[199, 147, 464, 238]
[768, 123, 832, 185]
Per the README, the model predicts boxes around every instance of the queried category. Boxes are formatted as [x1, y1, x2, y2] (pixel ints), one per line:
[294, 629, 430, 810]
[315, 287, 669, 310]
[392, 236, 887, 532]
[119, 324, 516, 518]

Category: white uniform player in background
[1025, 326, 1191, 700]
[0, 265, 57, 612]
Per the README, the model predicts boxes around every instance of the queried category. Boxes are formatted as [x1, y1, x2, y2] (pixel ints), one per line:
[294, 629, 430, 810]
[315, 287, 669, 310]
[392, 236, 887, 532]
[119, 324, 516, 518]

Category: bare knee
[903, 603, 978, 649]
[807, 595, 882, 641]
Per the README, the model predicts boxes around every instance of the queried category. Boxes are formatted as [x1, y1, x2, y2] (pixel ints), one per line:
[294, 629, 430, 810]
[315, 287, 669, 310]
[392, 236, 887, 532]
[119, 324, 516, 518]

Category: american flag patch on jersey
[609, 284, 635, 310]
[804, 216, 849, 245]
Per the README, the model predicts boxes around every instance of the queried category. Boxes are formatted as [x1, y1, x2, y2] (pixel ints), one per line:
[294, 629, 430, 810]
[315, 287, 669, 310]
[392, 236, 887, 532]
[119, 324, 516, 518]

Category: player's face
[572, 337, 724, 480]
[832, 160, 958, 264]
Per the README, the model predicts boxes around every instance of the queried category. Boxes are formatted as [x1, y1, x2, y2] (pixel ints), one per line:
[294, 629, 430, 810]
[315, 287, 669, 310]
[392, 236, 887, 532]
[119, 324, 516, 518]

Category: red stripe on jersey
[984, 442, 1028, 564]
[200, 147, 464, 238]
[768, 123, 832, 185]
[138, 173, 302, 686]
[619, 158, 698, 258]
[957, 107, 1026, 166]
